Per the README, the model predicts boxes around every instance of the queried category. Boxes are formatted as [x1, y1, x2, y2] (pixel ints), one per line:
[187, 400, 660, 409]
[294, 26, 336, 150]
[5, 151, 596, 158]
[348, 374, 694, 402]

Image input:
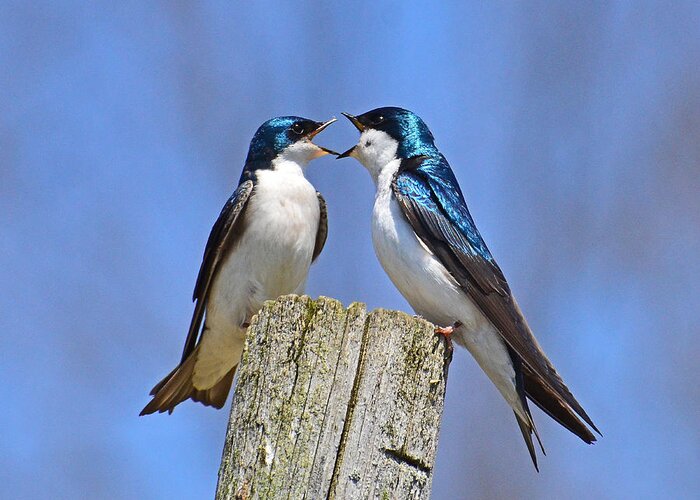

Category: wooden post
[215, 295, 451, 500]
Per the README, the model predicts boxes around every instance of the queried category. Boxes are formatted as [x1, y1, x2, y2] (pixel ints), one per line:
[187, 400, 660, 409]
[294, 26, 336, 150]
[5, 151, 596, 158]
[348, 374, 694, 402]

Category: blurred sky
[2, 1, 699, 499]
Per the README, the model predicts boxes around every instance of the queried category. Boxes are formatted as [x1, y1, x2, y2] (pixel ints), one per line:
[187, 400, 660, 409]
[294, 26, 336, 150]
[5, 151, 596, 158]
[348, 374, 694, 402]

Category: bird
[337, 106, 599, 469]
[141, 116, 337, 415]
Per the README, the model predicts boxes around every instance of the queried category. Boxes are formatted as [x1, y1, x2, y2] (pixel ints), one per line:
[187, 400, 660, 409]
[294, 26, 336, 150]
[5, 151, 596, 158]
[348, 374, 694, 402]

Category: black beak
[336, 146, 355, 159]
[336, 112, 364, 159]
[341, 112, 365, 132]
[318, 145, 340, 155]
[308, 118, 337, 139]
[308, 118, 339, 156]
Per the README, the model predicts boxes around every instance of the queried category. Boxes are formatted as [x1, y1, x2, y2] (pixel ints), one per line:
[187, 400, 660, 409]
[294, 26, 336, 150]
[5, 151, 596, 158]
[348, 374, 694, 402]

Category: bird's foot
[434, 321, 462, 337]
[434, 321, 461, 357]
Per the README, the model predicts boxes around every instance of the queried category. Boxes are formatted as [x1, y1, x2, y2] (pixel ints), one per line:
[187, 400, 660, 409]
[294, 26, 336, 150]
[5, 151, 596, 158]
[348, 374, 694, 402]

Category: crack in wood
[382, 447, 432, 475]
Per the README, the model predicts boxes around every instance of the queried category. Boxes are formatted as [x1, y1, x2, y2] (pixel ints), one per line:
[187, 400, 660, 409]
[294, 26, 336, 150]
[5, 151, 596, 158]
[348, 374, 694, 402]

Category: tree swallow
[338, 107, 599, 469]
[141, 116, 337, 415]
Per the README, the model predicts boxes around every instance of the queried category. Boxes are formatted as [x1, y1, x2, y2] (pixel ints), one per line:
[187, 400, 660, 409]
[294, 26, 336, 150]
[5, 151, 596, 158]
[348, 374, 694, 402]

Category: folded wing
[392, 157, 598, 442]
[181, 180, 255, 362]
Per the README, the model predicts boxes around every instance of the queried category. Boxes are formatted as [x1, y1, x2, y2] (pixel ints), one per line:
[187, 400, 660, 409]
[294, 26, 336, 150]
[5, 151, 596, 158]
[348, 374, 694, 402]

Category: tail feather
[140, 346, 236, 415]
[191, 368, 235, 409]
[149, 365, 178, 396]
[522, 364, 598, 444]
[509, 346, 545, 469]
[514, 412, 540, 472]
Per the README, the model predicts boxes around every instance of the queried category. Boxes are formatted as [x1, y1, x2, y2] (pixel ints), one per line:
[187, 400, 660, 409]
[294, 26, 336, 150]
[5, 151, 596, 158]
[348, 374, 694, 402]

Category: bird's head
[337, 107, 438, 178]
[245, 116, 337, 168]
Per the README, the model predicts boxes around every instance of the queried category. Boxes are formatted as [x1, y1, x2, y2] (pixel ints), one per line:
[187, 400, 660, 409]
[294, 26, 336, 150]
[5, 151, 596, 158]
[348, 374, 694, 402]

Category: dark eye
[291, 123, 305, 135]
[369, 115, 384, 125]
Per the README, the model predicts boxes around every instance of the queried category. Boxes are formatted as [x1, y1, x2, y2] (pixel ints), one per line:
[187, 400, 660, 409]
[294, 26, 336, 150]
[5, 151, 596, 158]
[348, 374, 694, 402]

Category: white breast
[211, 166, 320, 327]
[371, 161, 482, 329]
[370, 164, 522, 412]
[193, 164, 319, 388]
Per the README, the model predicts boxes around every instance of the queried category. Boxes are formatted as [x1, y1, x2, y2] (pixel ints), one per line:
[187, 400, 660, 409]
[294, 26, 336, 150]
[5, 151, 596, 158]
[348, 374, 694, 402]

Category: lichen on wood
[216, 295, 450, 500]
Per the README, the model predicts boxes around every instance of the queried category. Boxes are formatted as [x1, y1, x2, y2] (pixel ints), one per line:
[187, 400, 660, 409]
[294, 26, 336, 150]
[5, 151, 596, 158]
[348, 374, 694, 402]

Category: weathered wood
[216, 295, 450, 500]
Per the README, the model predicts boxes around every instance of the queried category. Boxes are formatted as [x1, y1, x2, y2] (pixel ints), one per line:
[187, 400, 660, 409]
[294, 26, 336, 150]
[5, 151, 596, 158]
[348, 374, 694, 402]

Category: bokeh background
[2, 2, 699, 499]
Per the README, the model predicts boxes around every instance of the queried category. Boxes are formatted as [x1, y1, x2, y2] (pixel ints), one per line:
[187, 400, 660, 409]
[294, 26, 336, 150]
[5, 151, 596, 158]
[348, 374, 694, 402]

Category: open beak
[307, 118, 339, 156]
[341, 112, 365, 132]
[308, 117, 337, 139]
[336, 146, 356, 159]
[336, 112, 364, 159]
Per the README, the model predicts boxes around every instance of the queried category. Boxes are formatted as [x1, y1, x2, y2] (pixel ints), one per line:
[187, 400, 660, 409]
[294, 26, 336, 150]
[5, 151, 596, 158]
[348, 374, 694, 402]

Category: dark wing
[312, 192, 328, 263]
[180, 180, 254, 363]
[392, 158, 599, 437]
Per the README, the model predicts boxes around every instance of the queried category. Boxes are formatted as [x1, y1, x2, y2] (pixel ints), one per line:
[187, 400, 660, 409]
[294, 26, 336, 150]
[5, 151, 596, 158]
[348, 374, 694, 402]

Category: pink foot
[434, 321, 462, 337]
[434, 321, 462, 354]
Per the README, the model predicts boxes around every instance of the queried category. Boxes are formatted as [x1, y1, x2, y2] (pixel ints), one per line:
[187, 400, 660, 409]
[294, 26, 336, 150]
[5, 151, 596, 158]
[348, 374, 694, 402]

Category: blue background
[2, 2, 699, 498]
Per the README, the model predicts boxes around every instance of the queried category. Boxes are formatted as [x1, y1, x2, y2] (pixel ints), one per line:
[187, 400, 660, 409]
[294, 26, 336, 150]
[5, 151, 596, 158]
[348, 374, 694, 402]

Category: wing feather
[392, 160, 598, 436]
[180, 180, 254, 362]
[312, 192, 328, 262]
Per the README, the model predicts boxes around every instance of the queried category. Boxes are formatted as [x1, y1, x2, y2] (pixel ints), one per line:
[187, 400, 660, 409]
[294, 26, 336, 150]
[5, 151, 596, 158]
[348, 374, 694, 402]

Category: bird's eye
[291, 123, 305, 135]
[370, 115, 384, 125]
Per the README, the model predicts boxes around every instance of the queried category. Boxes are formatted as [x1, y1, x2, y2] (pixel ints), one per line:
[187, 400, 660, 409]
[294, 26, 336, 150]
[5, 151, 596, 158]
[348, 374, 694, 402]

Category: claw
[434, 325, 454, 336]
[434, 321, 462, 357]
[434, 321, 462, 337]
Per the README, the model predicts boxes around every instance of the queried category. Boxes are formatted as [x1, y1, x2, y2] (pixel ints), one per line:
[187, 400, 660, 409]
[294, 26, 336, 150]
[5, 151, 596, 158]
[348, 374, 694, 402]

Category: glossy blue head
[245, 116, 337, 164]
[339, 107, 439, 160]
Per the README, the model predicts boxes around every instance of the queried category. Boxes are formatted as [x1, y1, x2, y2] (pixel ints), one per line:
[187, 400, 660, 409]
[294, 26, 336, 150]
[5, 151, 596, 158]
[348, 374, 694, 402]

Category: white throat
[270, 155, 306, 176]
[351, 129, 399, 185]
[272, 140, 325, 174]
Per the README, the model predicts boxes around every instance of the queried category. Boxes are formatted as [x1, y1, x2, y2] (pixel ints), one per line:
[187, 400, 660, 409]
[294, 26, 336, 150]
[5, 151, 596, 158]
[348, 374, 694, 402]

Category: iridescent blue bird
[141, 116, 336, 415]
[338, 107, 599, 469]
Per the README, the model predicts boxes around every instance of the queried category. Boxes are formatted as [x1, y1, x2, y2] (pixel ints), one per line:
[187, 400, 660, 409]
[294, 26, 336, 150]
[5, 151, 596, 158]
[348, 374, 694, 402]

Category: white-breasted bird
[141, 116, 336, 415]
[338, 107, 599, 469]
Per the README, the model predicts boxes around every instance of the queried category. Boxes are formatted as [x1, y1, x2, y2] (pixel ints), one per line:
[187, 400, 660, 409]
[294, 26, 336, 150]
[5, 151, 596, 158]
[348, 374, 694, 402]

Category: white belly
[371, 183, 485, 330]
[193, 169, 320, 388]
[371, 171, 522, 412]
